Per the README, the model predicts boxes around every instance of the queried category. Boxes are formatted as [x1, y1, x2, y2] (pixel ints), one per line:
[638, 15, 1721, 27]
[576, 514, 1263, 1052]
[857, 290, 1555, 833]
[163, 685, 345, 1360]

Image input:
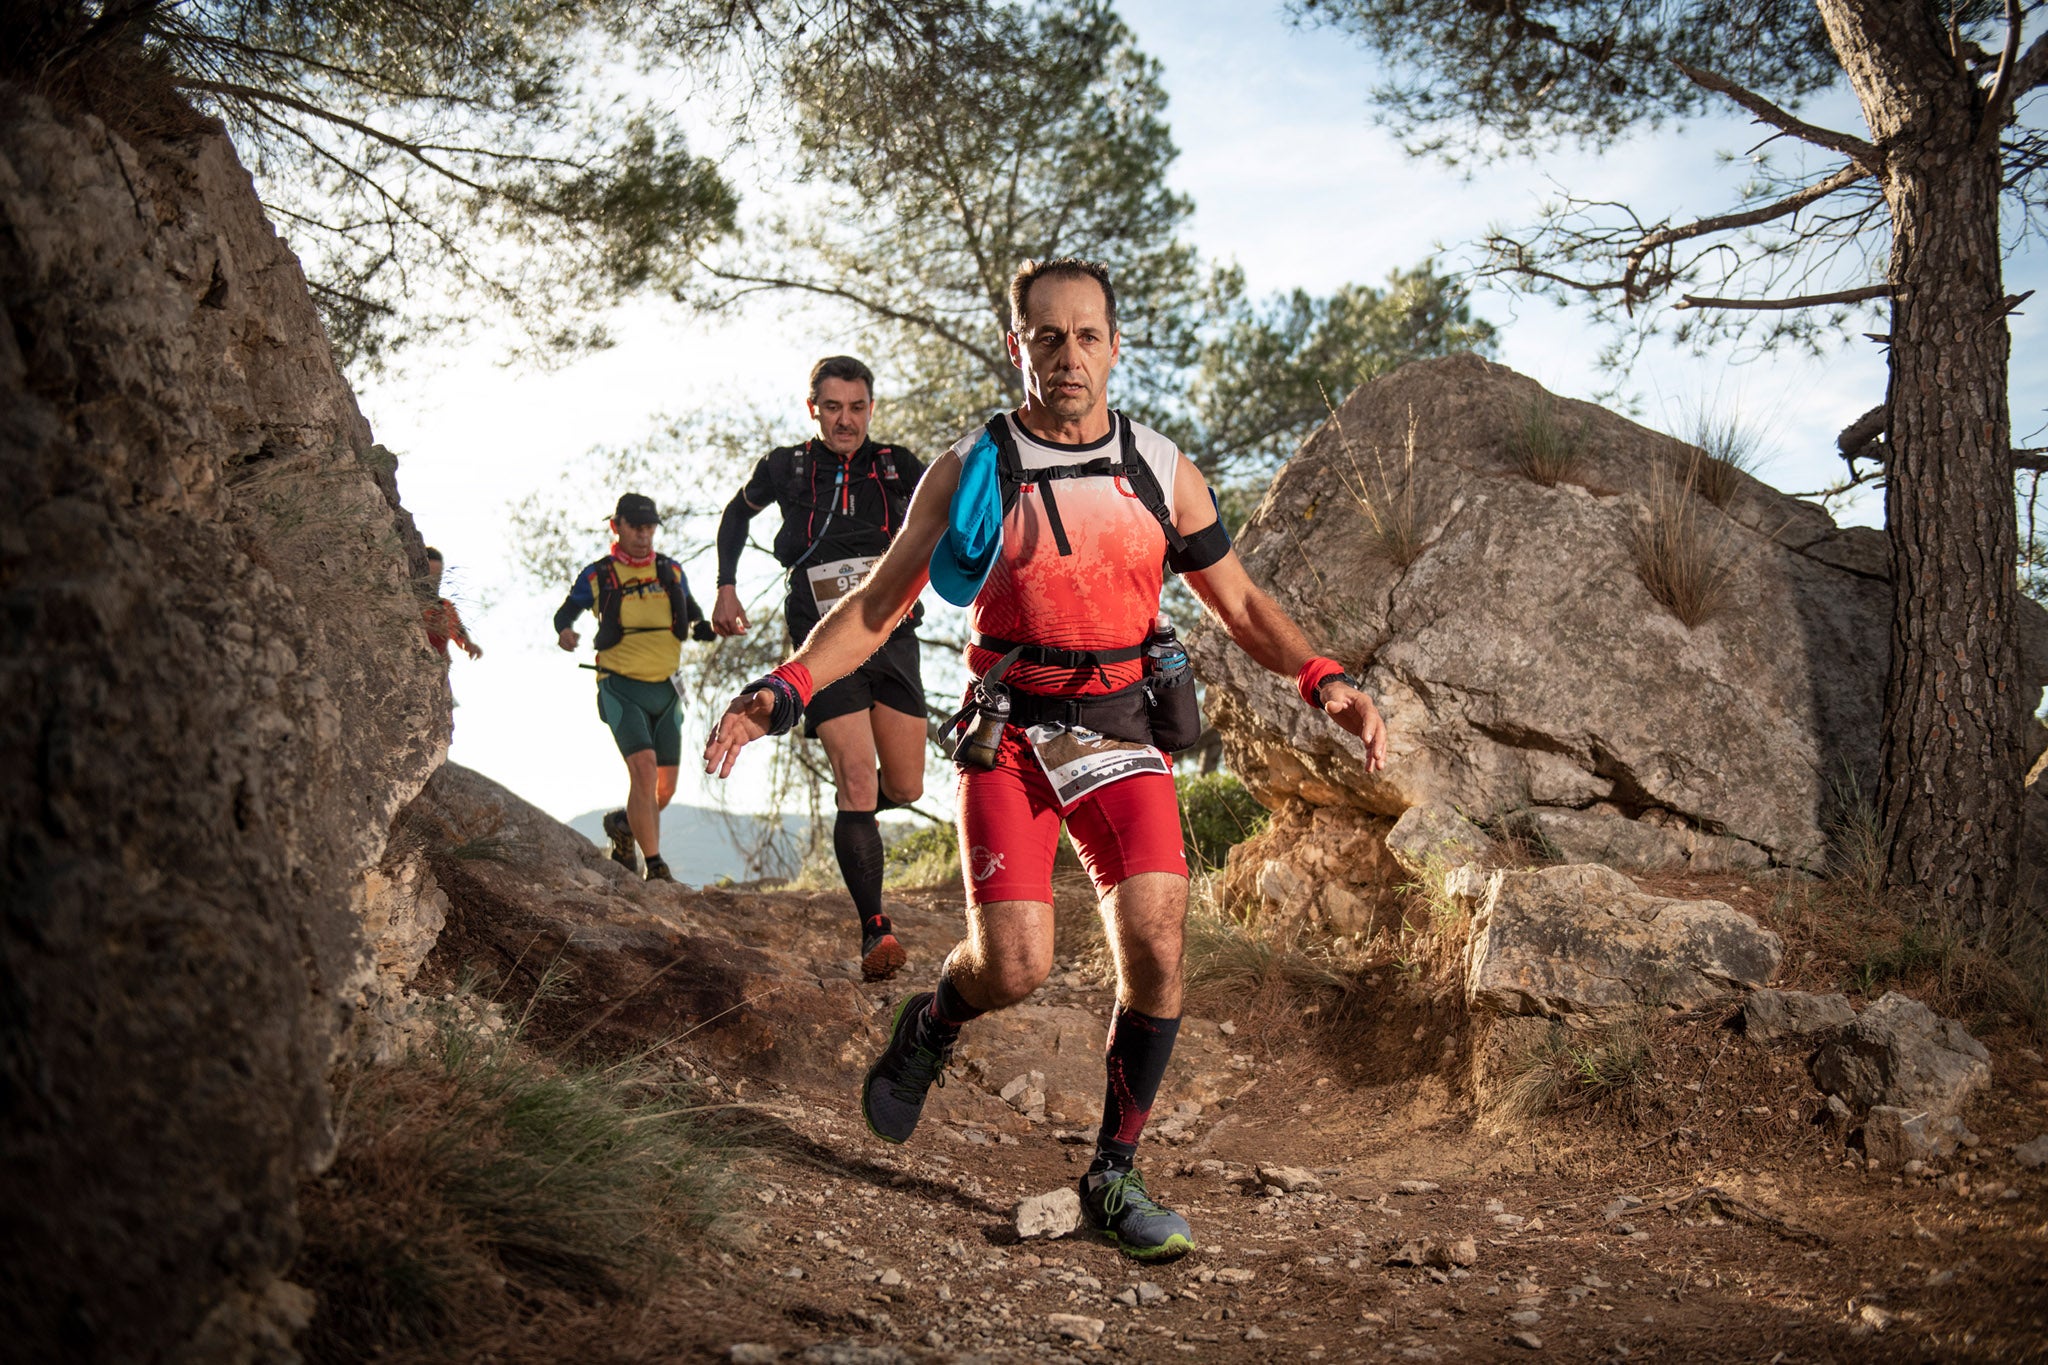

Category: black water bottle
[1144, 616, 1202, 751]
[959, 678, 1011, 768]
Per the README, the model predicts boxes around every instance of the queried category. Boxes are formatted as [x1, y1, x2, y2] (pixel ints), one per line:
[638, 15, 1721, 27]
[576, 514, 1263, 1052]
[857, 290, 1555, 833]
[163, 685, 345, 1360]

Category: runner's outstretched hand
[704, 689, 777, 778]
[1322, 681, 1388, 773]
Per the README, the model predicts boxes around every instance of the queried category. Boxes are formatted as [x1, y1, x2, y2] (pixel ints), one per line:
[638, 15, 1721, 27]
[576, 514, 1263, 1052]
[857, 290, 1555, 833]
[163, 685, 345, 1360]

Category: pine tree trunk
[1817, 1, 2024, 938]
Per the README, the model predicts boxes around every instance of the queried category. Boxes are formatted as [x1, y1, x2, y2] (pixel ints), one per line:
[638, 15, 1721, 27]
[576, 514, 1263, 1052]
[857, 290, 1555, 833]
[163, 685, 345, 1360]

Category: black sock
[1093, 1005, 1182, 1170]
[923, 969, 986, 1037]
[835, 808, 888, 939]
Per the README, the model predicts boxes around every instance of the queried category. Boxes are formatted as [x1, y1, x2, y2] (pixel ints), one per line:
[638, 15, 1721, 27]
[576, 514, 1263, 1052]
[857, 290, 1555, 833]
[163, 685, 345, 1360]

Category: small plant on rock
[1633, 451, 1743, 627]
[1323, 396, 1429, 567]
[1510, 392, 1587, 487]
[1685, 408, 1770, 509]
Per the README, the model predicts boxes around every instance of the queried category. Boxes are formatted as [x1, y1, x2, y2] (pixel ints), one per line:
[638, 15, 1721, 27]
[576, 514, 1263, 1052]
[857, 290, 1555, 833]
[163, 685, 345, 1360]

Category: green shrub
[885, 819, 961, 888]
[1178, 772, 1269, 873]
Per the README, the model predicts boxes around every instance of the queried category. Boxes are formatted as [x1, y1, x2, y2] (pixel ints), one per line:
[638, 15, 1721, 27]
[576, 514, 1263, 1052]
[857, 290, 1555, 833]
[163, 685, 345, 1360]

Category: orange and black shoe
[860, 925, 906, 982]
[601, 808, 638, 872]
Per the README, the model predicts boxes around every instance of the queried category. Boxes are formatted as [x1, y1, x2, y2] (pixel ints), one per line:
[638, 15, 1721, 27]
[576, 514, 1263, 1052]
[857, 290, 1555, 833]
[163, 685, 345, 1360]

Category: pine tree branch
[2009, 27, 2048, 99]
[1674, 284, 1889, 311]
[1980, 0, 2026, 144]
[1674, 62, 1879, 170]
[1622, 163, 1870, 297]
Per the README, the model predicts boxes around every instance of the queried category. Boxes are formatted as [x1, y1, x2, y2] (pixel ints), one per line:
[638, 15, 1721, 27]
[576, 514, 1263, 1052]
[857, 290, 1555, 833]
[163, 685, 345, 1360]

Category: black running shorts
[787, 615, 924, 738]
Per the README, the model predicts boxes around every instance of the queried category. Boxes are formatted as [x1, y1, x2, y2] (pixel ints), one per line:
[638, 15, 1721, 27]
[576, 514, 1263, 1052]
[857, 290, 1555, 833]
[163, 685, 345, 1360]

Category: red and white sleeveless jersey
[956, 413, 1182, 697]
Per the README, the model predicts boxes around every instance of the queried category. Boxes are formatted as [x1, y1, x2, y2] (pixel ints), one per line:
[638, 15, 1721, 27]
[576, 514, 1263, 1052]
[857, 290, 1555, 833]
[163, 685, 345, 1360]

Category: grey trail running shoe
[861, 991, 952, 1143]
[601, 808, 639, 872]
[643, 854, 674, 883]
[1080, 1165, 1195, 1261]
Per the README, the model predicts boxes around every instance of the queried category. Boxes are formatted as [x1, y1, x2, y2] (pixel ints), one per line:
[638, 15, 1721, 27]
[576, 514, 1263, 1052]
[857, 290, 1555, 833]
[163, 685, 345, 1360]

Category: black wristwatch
[1313, 672, 1362, 710]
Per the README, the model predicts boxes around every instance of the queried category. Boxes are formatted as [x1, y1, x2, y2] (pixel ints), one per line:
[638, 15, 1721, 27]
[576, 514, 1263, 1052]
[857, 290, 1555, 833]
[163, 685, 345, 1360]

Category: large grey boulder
[0, 96, 446, 1357]
[1190, 355, 2048, 903]
[1464, 864, 1783, 1024]
[1811, 991, 1991, 1118]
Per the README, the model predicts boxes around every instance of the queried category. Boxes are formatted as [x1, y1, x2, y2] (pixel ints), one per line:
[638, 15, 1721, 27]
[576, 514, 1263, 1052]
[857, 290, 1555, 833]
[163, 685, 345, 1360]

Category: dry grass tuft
[295, 1009, 733, 1362]
[1331, 404, 1430, 567]
[1633, 451, 1743, 627]
[1511, 393, 1587, 487]
[1488, 1014, 1653, 1126]
[1685, 410, 1770, 509]
[1182, 877, 1372, 1028]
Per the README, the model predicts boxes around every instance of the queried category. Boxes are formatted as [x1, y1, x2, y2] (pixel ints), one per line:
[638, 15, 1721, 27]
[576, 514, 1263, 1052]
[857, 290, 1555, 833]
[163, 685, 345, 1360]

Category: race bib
[806, 555, 877, 609]
[1024, 724, 1169, 809]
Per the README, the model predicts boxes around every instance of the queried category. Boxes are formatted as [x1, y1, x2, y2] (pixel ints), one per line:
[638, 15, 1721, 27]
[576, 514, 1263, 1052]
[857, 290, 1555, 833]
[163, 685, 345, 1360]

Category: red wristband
[1295, 656, 1346, 710]
[771, 661, 815, 707]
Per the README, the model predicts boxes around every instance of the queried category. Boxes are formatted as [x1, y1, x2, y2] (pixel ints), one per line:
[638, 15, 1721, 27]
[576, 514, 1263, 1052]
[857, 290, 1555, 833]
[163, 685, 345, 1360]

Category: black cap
[612, 493, 660, 526]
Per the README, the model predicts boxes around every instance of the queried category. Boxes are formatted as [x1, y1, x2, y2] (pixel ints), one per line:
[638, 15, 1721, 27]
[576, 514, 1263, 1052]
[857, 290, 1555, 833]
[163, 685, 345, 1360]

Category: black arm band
[742, 675, 804, 736]
[715, 491, 756, 587]
[1166, 518, 1232, 574]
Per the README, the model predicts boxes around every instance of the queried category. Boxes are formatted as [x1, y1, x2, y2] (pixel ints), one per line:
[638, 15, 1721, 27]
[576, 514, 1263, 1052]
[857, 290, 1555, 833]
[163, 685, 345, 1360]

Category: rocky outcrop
[1193, 355, 2048, 916]
[1462, 864, 1784, 1024]
[0, 93, 446, 1359]
[1811, 991, 1991, 1118]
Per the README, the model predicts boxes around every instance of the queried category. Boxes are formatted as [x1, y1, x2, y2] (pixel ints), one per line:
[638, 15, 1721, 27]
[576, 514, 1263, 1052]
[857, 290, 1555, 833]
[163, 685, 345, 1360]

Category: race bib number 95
[806, 556, 877, 609]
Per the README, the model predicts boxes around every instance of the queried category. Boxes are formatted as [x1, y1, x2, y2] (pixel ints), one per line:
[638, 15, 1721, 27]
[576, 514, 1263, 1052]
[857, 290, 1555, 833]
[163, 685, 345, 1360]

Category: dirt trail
[404, 773, 2048, 1362]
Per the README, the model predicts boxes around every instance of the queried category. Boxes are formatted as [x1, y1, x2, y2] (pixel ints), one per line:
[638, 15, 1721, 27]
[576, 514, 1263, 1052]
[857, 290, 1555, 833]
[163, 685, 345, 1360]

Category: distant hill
[567, 803, 811, 884]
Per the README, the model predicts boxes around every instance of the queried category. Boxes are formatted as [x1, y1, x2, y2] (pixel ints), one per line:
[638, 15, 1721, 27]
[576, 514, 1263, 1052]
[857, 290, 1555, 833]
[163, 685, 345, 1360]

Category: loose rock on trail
[384, 765, 2048, 1362]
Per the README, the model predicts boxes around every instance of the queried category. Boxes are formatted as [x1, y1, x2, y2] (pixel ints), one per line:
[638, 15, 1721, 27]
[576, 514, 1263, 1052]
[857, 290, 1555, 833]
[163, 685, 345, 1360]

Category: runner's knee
[623, 749, 658, 788]
[879, 772, 923, 807]
[977, 949, 1054, 1009]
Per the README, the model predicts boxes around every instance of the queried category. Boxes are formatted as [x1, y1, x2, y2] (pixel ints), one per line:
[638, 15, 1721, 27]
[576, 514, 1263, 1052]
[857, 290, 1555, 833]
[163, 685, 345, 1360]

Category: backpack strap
[655, 554, 689, 639]
[1115, 412, 1187, 556]
[593, 559, 624, 651]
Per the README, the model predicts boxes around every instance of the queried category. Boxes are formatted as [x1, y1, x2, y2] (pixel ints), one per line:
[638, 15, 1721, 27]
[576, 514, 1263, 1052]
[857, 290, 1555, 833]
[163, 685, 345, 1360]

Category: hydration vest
[969, 411, 1188, 679]
[768, 440, 915, 541]
[592, 555, 692, 651]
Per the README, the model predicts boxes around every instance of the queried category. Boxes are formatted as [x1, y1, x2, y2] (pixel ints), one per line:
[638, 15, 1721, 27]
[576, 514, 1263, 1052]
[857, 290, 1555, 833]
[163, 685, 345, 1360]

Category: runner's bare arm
[1171, 453, 1388, 771]
[703, 452, 961, 778]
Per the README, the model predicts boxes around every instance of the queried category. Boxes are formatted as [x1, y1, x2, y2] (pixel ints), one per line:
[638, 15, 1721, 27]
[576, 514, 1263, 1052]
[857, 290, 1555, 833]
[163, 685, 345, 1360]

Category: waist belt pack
[946, 642, 1203, 763]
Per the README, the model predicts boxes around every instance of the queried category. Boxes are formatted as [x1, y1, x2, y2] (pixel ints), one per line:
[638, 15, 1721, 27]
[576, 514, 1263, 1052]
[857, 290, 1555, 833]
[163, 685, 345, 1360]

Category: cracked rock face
[1190, 354, 2048, 885]
[0, 95, 446, 1359]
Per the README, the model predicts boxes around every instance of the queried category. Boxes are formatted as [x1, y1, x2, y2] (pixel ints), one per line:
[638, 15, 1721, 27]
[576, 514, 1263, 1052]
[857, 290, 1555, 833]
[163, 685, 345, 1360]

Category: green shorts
[596, 673, 681, 766]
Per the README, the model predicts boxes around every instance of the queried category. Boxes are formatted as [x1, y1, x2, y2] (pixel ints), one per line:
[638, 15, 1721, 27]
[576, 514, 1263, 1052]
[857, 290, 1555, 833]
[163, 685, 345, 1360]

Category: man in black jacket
[713, 357, 926, 979]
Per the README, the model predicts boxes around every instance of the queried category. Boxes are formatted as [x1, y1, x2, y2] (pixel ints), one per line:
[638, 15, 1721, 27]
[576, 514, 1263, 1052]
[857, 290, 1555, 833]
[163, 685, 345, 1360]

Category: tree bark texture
[1817, 0, 2024, 936]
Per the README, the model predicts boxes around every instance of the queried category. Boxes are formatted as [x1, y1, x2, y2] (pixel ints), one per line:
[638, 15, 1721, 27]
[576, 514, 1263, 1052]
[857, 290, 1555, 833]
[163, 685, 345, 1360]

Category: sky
[355, 0, 2048, 827]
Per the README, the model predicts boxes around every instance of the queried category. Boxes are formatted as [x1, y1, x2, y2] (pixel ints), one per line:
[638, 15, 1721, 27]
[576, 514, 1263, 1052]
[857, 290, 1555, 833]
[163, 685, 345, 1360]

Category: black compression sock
[834, 808, 888, 937]
[924, 970, 986, 1036]
[1095, 1005, 1183, 1168]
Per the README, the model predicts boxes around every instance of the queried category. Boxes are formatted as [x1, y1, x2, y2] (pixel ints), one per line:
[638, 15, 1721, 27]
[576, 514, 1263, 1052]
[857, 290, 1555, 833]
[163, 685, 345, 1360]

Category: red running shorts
[956, 729, 1188, 905]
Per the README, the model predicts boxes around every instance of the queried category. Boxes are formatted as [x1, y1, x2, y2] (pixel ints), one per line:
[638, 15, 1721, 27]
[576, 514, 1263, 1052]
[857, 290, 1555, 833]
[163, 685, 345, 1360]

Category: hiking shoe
[601, 808, 638, 872]
[1080, 1165, 1195, 1261]
[860, 991, 952, 1144]
[860, 929, 906, 981]
[644, 855, 674, 883]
